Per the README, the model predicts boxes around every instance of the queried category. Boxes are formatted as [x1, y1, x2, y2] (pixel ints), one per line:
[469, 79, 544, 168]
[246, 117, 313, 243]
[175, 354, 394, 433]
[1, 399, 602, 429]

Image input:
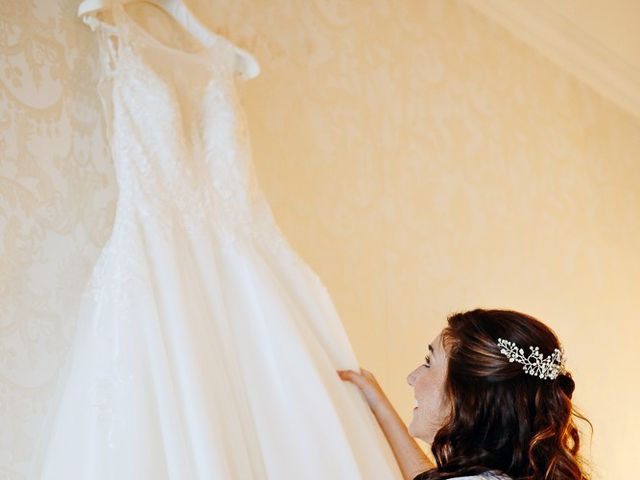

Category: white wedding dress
[29, 2, 401, 479]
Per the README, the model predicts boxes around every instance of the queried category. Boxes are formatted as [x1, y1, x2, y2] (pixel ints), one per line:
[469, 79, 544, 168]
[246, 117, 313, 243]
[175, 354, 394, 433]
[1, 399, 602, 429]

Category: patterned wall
[2, 1, 639, 478]
[0, 1, 116, 477]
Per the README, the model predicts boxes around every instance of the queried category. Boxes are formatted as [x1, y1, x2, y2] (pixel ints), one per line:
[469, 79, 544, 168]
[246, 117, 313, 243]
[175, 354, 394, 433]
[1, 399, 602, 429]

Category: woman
[339, 309, 591, 480]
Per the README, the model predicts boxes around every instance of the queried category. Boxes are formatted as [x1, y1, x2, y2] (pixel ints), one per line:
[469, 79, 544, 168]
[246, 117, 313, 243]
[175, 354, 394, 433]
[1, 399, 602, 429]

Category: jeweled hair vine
[497, 338, 566, 380]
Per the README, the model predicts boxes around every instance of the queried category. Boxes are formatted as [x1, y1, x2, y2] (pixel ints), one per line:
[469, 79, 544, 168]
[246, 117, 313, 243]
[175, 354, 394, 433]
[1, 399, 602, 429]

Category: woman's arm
[338, 369, 435, 480]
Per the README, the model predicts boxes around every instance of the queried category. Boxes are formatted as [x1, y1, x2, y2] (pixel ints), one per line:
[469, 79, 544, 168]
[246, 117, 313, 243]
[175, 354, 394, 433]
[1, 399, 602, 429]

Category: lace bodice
[83, 3, 275, 243]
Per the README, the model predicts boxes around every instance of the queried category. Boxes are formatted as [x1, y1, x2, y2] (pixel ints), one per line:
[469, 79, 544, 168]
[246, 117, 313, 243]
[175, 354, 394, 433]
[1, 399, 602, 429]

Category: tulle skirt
[29, 207, 401, 479]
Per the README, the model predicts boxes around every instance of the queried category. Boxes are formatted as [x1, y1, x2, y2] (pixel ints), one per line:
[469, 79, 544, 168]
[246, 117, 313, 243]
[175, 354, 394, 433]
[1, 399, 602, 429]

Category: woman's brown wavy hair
[414, 309, 592, 480]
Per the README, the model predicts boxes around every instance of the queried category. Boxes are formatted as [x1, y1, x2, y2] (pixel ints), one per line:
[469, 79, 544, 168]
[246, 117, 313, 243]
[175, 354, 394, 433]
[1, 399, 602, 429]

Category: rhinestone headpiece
[497, 338, 565, 380]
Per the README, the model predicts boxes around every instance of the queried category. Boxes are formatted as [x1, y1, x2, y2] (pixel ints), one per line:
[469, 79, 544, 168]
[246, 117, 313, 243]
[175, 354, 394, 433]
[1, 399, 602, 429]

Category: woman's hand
[338, 368, 390, 412]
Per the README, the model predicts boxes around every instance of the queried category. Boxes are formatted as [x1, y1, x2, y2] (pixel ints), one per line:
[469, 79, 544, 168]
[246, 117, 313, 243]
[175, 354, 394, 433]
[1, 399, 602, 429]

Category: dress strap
[80, 3, 127, 76]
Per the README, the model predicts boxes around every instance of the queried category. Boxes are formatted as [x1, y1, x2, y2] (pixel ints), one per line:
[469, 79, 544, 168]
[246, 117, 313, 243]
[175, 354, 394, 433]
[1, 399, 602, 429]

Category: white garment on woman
[450, 472, 512, 479]
[29, 3, 401, 479]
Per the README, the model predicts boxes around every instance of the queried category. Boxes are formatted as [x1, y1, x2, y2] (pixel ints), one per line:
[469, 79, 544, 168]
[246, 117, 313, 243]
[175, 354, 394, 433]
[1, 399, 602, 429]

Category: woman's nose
[406, 367, 419, 386]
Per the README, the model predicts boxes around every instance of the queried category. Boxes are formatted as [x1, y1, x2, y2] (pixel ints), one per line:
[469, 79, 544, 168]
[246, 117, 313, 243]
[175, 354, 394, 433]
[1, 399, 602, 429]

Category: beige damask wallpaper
[1, 0, 638, 478]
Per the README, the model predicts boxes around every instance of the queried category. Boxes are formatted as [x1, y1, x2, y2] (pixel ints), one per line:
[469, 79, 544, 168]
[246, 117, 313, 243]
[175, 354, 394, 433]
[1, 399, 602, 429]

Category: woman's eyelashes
[423, 354, 431, 368]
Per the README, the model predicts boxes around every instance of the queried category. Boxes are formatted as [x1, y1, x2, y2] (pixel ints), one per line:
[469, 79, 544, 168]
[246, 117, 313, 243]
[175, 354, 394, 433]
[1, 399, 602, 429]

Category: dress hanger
[77, 0, 259, 78]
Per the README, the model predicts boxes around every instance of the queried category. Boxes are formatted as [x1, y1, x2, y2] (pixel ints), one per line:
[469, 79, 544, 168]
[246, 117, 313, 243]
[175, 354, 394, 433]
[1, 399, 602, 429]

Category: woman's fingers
[338, 369, 363, 387]
[338, 369, 376, 390]
[338, 369, 359, 383]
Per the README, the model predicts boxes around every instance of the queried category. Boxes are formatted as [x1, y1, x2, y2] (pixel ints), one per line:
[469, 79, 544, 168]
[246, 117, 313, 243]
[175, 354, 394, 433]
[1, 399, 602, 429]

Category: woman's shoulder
[450, 472, 512, 480]
[414, 470, 511, 480]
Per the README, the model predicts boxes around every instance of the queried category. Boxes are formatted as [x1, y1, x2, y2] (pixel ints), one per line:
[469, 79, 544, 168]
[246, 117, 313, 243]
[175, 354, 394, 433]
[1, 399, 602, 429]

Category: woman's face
[406, 330, 450, 444]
